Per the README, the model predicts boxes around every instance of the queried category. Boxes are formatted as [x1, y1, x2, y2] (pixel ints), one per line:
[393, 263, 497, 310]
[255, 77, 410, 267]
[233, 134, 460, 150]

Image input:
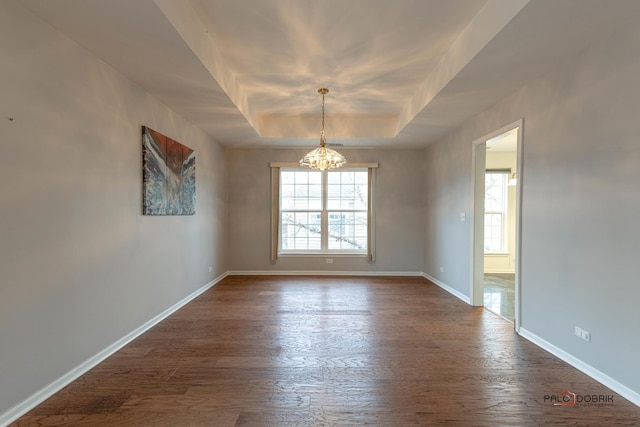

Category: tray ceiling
[19, 0, 640, 147]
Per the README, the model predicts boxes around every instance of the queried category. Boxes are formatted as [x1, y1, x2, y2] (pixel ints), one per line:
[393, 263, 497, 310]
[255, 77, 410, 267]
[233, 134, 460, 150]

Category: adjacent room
[2, 0, 640, 425]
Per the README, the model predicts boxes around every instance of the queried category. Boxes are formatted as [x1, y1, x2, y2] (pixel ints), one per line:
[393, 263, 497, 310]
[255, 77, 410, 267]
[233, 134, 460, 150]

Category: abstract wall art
[142, 126, 195, 215]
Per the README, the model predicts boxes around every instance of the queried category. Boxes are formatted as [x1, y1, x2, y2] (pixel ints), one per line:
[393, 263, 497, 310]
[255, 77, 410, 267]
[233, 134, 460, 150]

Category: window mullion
[321, 171, 328, 251]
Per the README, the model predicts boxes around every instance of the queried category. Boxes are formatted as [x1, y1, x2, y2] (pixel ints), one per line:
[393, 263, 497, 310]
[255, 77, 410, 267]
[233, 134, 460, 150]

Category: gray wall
[424, 22, 640, 393]
[227, 148, 424, 273]
[3, 0, 639, 417]
[0, 1, 227, 415]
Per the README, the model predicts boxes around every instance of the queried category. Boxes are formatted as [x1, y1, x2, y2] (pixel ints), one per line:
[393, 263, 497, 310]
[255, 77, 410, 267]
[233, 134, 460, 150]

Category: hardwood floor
[13, 276, 640, 426]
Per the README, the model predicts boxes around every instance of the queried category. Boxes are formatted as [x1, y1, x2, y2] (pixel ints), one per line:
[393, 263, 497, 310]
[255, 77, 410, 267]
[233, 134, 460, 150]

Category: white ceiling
[486, 128, 517, 152]
[19, 0, 640, 148]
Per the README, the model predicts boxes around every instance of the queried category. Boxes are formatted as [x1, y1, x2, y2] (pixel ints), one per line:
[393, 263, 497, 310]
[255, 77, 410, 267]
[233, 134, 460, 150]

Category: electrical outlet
[208, 266, 212, 273]
[326, 258, 333, 264]
[440, 266, 444, 273]
[574, 326, 591, 343]
[460, 212, 466, 222]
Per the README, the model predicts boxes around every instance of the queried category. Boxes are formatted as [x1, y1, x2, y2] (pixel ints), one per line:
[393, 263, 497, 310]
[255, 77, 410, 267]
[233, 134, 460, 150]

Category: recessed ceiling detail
[19, 0, 640, 147]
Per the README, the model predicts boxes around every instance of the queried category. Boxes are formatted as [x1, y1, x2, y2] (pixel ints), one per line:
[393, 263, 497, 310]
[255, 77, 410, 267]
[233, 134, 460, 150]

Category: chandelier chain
[320, 90, 326, 145]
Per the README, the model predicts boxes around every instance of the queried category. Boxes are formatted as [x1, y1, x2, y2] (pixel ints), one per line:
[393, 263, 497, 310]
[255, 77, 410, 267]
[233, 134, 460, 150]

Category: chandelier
[299, 88, 347, 170]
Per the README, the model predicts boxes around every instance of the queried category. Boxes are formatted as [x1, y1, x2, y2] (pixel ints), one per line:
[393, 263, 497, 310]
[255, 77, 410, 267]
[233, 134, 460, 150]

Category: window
[279, 168, 368, 253]
[484, 170, 508, 253]
[270, 162, 377, 261]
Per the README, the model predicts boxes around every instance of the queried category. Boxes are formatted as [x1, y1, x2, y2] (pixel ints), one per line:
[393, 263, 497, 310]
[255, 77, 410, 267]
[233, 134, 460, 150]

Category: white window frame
[484, 170, 509, 254]
[270, 162, 378, 260]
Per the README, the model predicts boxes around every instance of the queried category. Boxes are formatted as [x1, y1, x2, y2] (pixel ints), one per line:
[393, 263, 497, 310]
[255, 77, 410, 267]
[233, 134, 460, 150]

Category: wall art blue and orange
[142, 126, 195, 215]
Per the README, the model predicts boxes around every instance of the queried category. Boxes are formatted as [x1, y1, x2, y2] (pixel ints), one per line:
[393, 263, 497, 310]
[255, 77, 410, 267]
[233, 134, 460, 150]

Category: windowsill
[484, 252, 510, 257]
[278, 252, 368, 258]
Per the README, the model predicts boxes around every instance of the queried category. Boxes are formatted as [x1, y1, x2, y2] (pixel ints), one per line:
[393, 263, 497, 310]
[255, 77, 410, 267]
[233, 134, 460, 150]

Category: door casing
[470, 119, 524, 331]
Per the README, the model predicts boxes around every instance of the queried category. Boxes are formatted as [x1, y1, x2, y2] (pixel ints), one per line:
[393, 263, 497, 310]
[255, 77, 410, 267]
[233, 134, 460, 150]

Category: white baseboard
[519, 328, 640, 407]
[227, 270, 423, 277]
[484, 269, 515, 274]
[422, 273, 471, 304]
[0, 272, 227, 427]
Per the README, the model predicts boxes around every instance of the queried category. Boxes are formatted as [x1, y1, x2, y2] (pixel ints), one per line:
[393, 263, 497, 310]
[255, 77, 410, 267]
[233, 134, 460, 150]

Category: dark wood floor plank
[12, 276, 640, 426]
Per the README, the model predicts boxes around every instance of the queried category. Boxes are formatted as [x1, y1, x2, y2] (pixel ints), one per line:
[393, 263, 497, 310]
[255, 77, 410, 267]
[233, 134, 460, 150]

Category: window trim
[270, 162, 378, 261]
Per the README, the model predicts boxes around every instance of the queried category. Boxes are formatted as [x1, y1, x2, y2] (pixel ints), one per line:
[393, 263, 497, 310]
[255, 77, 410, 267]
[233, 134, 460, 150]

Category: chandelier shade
[299, 140, 347, 171]
[299, 88, 347, 171]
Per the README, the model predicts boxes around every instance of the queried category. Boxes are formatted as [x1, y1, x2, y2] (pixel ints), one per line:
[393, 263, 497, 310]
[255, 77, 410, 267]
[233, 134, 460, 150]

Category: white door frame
[470, 119, 524, 332]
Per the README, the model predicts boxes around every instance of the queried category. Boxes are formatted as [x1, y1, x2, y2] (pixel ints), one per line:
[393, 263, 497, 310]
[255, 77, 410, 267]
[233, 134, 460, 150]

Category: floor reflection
[483, 273, 515, 322]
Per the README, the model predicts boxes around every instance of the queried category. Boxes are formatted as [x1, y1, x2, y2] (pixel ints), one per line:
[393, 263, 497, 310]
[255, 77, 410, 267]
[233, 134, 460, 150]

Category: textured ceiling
[19, 0, 640, 148]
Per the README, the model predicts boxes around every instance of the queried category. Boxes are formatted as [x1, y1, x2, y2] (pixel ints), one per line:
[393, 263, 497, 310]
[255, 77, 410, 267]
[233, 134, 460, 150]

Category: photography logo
[544, 390, 614, 407]
[551, 390, 576, 406]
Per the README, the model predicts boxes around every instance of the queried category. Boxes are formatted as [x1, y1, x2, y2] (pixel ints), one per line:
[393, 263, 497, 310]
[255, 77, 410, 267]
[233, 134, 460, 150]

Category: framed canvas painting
[142, 126, 195, 215]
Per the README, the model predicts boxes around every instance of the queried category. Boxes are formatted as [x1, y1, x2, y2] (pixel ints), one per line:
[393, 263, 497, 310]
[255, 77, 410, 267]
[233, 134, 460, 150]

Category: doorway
[471, 120, 523, 330]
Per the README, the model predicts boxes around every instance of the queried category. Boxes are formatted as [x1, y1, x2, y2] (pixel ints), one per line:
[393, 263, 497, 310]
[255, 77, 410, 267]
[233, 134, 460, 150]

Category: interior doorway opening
[471, 120, 523, 330]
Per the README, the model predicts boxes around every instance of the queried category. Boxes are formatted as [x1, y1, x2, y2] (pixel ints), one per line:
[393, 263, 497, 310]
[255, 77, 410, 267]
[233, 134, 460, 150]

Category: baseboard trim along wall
[426, 276, 640, 409]
[518, 328, 640, 407]
[227, 270, 424, 277]
[421, 273, 472, 305]
[0, 272, 228, 427]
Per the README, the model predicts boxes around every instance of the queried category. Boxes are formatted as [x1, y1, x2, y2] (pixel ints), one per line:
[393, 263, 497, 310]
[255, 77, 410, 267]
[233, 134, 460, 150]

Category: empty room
[1, 0, 640, 425]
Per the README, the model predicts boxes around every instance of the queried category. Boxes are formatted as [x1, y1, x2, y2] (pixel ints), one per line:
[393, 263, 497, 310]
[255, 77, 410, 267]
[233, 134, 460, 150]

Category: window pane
[328, 211, 368, 250]
[328, 172, 341, 184]
[355, 171, 368, 185]
[294, 184, 308, 198]
[281, 211, 321, 250]
[281, 171, 295, 184]
[281, 170, 322, 211]
[309, 184, 322, 209]
[485, 172, 506, 211]
[281, 184, 294, 209]
[484, 213, 503, 252]
[328, 184, 340, 200]
[354, 183, 367, 209]
[295, 172, 308, 184]
[327, 170, 368, 210]
[341, 171, 355, 184]
[340, 185, 353, 209]
[308, 238, 321, 249]
[308, 172, 321, 184]
[309, 184, 322, 198]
